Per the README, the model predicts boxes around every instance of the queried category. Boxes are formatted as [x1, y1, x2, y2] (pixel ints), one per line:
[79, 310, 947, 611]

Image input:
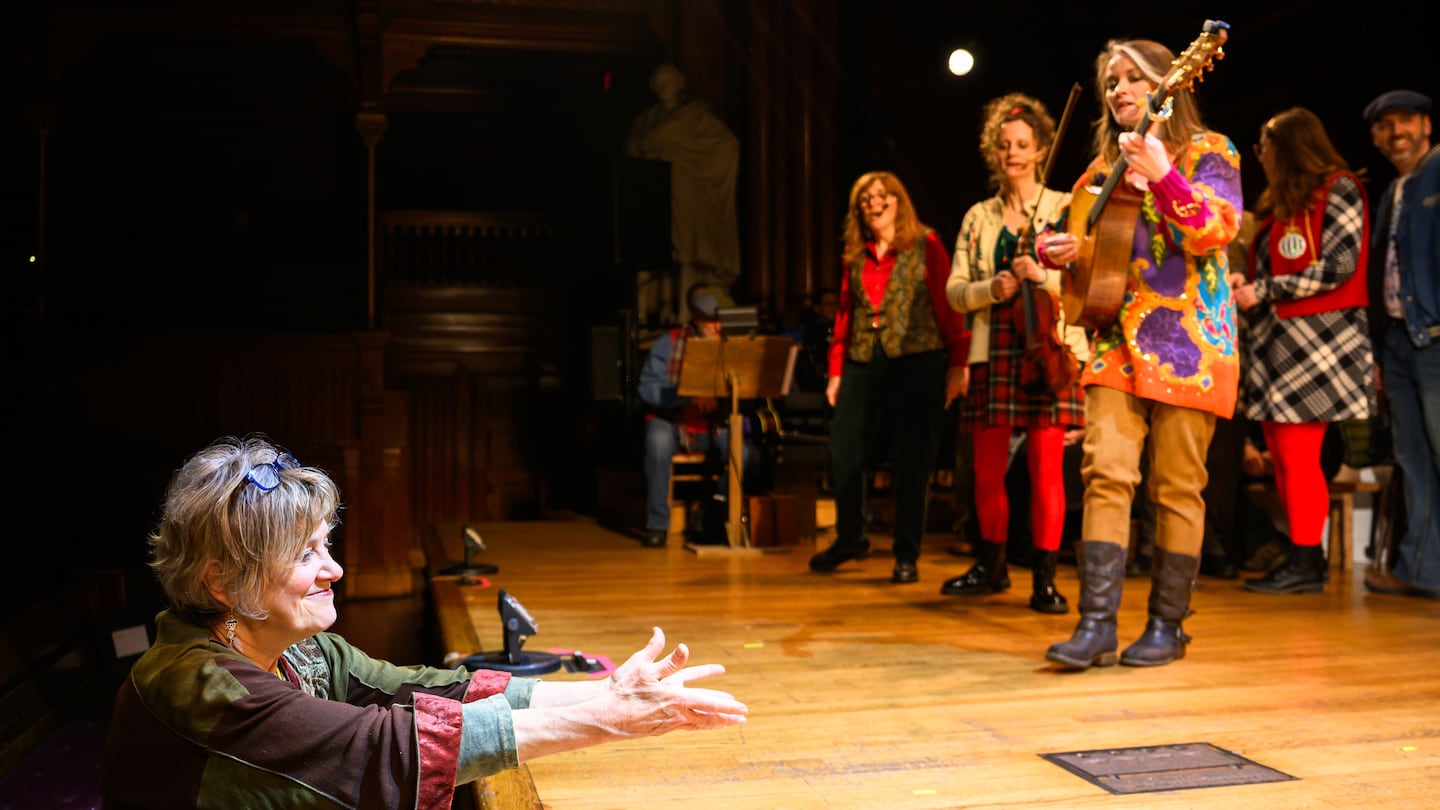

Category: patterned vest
[846, 230, 945, 363]
[1253, 171, 1369, 319]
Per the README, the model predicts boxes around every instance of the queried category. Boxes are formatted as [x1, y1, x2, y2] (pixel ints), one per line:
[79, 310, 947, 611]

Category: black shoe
[810, 538, 871, 573]
[1244, 545, 1324, 594]
[891, 561, 918, 584]
[939, 540, 1009, 595]
[642, 530, 667, 548]
[1028, 551, 1069, 614]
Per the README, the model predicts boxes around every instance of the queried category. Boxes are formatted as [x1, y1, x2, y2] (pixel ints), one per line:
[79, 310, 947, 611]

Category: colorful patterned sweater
[1073, 130, 1243, 417]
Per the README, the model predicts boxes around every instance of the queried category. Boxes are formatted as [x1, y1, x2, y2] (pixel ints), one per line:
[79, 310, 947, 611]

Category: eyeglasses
[244, 453, 299, 493]
[859, 191, 896, 209]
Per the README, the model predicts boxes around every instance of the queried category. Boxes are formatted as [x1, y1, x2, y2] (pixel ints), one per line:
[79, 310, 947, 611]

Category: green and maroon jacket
[102, 609, 531, 809]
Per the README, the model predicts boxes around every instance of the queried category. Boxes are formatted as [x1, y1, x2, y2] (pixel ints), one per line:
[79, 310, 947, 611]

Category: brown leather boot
[1045, 541, 1125, 669]
[1119, 548, 1199, 667]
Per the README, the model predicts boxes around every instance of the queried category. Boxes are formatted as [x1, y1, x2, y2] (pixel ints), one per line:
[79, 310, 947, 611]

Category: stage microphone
[438, 524, 498, 577]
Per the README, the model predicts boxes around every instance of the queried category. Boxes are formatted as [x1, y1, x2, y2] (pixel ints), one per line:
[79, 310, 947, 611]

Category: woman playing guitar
[1038, 24, 1244, 672]
[943, 91, 1089, 614]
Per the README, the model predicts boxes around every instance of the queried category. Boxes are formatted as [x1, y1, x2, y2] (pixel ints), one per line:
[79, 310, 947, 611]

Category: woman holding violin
[1040, 35, 1243, 670]
[944, 92, 1089, 613]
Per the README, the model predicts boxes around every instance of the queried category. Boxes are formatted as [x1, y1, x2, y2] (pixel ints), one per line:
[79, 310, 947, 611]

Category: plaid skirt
[960, 300, 1085, 431]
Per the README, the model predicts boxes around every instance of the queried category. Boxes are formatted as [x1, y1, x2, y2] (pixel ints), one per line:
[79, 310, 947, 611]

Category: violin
[1063, 20, 1230, 332]
[1011, 82, 1083, 398]
[1014, 228, 1080, 398]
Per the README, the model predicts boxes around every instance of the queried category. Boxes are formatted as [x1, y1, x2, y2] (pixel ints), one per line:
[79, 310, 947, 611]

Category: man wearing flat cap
[636, 283, 754, 547]
[1363, 88, 1440, 600]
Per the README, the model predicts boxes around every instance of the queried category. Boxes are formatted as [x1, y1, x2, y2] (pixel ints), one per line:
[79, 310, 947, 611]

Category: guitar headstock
[1164, 19, 1229, 93]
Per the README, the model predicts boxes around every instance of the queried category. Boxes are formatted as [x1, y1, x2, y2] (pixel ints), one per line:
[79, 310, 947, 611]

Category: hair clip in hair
[1009, 104, 1032, 117]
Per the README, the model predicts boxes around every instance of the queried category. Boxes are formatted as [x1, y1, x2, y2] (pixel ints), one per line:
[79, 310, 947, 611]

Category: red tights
[972, 425, 1067, 552]
[1261, 420, 1331, 549]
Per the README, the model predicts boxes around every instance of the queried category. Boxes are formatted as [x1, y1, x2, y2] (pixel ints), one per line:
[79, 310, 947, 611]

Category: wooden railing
[375, 209, 591, 531]
[379, 211, 576, 288]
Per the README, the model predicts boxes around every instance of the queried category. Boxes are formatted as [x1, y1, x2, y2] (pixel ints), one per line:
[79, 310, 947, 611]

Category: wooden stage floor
[421, 518, 1440, 809]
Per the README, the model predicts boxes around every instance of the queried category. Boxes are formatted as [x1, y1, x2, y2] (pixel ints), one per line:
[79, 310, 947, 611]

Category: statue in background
[625, 64, 741, 326]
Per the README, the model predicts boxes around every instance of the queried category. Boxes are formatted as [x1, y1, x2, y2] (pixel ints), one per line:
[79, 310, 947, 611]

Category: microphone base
[457, 651, 562, 676]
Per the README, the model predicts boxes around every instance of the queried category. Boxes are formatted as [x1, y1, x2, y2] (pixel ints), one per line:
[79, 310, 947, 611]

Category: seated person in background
[638, 283, 755, 547]
[102, 435, 747, 808]
[783, 287, 840, 395]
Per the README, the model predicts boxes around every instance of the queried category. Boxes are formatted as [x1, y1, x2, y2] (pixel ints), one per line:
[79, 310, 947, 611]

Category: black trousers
[828, 346, 948, 563]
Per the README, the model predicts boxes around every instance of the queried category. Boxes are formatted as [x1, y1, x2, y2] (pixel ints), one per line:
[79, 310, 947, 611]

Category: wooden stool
[1325, 472, 1385, 572]
[667, 451, 717, 536]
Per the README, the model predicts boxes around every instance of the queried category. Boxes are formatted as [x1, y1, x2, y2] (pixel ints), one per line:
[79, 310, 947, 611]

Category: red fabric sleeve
[924, 233, 970, 366]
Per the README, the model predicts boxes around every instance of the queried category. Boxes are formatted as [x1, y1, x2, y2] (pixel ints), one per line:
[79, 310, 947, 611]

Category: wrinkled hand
[1227, 272, 1258, 311]
[990, 270, 1020, 302]
[1119, 132, 1172, 183]
[945, 365, 969, 406]
[601, 627, 748, 737]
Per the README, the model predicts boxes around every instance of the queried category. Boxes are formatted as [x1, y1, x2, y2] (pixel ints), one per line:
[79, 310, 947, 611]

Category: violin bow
[1021, 82, 1083, 251]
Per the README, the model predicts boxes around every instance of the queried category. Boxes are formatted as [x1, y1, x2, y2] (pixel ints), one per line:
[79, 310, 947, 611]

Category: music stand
[677, 335, 799, 556]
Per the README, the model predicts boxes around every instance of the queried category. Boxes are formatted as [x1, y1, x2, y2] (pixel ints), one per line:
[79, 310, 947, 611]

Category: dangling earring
[225, 612, 238, 647]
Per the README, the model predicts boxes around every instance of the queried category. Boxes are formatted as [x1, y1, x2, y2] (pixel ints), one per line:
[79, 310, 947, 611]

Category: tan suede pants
[1080, 386, 1216, 555]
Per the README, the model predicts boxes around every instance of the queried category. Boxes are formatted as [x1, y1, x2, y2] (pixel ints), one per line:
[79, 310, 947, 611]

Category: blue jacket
[1370, 144, 1440, 348]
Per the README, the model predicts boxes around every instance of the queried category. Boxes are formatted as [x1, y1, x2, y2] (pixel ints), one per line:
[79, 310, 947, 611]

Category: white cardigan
[945, 187, 1091, 366]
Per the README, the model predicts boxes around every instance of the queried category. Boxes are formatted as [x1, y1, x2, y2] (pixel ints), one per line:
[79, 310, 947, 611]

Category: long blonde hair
[1090, 38, 1208, 165]
[841, 171, 925, 266]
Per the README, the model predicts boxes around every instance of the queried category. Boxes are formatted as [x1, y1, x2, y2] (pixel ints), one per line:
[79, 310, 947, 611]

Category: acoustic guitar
[1063, 19, 1230, 332]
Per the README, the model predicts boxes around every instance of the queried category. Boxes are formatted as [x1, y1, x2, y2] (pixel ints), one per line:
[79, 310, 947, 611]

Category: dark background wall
[836, 0, 1437, 245]
[4, 0, 1436, 619]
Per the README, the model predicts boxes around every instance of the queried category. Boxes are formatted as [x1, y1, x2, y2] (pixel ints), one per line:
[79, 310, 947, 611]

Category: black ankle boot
[1243, 544, 1325, 594]
[809, 537, 871, 573]
[1046, 541, 1125, 669]
[940, 540, 1010, 595]
[1029, 550, 1069, 614]
[1120, 549, 1199, 667]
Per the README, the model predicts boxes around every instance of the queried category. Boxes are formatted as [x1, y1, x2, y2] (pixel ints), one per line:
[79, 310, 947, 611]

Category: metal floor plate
[1040, 742, 1296, 795]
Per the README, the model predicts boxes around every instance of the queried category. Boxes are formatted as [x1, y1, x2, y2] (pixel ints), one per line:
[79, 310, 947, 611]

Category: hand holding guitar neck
[1064, 20, 1230, 332]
